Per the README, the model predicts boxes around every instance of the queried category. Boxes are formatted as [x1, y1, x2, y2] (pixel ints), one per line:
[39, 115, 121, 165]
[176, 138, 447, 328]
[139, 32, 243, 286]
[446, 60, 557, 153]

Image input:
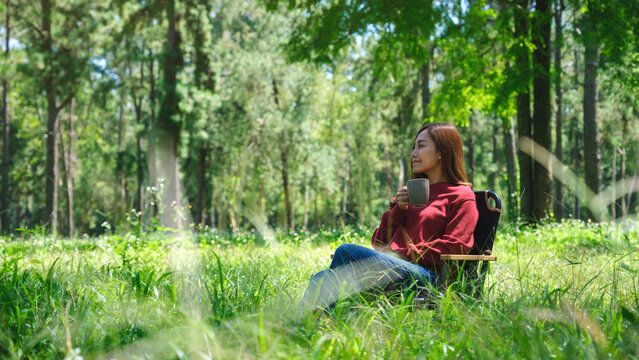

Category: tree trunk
[57, 128, 66, 235]
[341, 147, 350, 226]
[630, 169, 638, 219]
[553, 0, 564, 220]
[42, 0, 59, 234]
[65, 98, 75, 235]
[570, 114, 581, 219]
[186, 4, 215, 230]
[503, 116, 519, 219]
[397, 159, 405, 192]
[115, 91, 127, 226]
[157, 131, 181, 229]
[196, 146, 208, 227]
[280, 146, 291, 232]
[489, 118, 498, 190]
[619, 147, 626, 218]
[571, 48, 581, 219]
[1, 0, 10, 233]
[355, 142, 366, 224]
[583, 39, 601, 221]
[384, 145, 393, 201]
[313, 186, 319, 228]
[514, 0, 533, 221]
[271, 78, 292, 231]
[236, 156, 244, 230]
[157, 0, 183, 230]
[303, 173, 310, 230]
[612, 146, 617, 220]
[466, 114, 475, 185]
[420, 58, 431, 121]
[135, 125, 143, 214]
[209, 201, 216, 229]
[290, 180, 295, 232]
[620, 114, 629, 217]
[532, 0, 552, 221]
[258, 160, 265, 228]
[147, 52, 158, 219]
[132, 61, 144, 215]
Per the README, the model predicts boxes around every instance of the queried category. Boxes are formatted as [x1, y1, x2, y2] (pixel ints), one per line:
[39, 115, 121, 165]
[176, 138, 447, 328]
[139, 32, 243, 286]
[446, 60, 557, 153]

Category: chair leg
[475, 260, 490, 297]
[440, 261, 489, 298]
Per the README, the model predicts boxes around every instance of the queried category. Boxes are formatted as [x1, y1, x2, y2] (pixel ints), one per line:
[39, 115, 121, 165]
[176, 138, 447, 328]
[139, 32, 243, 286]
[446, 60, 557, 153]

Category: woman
[300, 123, 479, 311]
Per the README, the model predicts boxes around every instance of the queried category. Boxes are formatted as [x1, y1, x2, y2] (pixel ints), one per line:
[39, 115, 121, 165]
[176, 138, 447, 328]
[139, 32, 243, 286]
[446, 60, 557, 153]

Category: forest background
[1, 0, 638, 236]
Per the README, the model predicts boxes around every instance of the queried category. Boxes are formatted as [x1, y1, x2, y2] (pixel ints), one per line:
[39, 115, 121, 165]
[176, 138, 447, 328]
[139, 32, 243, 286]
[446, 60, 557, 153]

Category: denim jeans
[300, 244, 437, 311]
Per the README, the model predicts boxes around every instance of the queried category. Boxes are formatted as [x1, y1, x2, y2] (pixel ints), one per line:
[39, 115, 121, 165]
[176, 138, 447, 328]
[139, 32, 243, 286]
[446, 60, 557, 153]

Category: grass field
[1, 220, 638, 359]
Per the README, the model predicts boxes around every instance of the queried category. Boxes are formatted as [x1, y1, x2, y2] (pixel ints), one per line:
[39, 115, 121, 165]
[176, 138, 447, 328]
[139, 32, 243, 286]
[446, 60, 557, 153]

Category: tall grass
[0, 221, 637, 359]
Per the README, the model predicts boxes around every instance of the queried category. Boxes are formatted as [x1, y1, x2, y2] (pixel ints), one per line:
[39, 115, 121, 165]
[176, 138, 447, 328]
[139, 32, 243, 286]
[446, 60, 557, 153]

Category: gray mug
[407, 178, 430, 207]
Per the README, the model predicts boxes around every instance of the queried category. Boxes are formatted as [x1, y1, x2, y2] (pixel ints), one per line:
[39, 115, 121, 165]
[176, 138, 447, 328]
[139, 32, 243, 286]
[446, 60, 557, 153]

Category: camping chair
[439, 190, 501, 297]
[329, 190, 502, 299]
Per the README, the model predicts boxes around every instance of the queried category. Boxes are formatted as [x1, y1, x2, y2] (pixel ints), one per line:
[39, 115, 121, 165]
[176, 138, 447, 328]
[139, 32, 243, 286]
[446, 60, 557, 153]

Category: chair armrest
[440, 254, 497, 261]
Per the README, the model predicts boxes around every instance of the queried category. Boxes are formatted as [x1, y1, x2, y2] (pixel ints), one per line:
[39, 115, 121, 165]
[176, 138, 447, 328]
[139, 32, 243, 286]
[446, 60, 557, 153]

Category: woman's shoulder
[436, 182, 475, 202]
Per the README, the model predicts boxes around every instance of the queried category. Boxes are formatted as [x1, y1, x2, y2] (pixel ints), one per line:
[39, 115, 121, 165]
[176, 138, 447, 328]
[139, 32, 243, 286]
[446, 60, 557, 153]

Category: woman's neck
[426, 169, 448, 185]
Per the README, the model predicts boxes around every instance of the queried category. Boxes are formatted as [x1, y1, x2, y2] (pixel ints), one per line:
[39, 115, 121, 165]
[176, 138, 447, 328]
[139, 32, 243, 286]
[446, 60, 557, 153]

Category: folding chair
[329, 190, 502, 298]
[440, 190, 502, 297]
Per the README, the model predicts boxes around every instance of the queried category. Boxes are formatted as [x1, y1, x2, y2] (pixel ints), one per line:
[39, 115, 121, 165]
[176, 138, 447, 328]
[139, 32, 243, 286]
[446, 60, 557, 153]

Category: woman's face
[411, 130, 441, 176]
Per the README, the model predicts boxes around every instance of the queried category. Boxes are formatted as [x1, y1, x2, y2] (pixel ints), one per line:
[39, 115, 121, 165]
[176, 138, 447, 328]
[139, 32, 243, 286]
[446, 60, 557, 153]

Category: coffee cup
[407, 178, 429, 207]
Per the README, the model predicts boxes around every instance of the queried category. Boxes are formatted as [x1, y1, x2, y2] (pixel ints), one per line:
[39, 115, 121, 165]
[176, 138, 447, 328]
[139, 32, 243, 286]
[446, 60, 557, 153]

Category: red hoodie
[372, 182, 479, 274]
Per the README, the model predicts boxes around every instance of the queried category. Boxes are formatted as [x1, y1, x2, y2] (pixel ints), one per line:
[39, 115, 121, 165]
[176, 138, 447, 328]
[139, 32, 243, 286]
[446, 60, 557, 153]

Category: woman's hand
[372, 239, 389, 250]
[395, 186, 409, 210]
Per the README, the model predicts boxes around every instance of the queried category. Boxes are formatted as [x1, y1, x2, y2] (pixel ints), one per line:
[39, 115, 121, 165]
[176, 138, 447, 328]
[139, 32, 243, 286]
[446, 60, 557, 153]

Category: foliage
[0, 0, 638, 235]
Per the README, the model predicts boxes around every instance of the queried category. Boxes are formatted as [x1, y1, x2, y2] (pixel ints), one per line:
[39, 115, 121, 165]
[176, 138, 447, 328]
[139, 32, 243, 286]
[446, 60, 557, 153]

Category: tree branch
[271, 78, 281, 111]
[16, 16, 44, 38]
[56, 93, 74, 112]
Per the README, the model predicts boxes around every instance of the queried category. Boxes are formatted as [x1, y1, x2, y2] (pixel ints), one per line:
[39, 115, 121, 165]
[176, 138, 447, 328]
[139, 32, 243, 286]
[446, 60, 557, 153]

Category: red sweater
[372, 182, 479, 274]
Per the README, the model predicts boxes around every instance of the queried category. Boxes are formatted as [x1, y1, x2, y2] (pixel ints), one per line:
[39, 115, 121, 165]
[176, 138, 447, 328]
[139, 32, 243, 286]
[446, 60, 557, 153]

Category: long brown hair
[410, 122, 471, 186]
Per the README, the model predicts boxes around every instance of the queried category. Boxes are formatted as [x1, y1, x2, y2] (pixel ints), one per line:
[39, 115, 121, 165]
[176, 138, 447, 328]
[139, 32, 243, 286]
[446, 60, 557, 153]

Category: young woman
[300, 122, 479, 311]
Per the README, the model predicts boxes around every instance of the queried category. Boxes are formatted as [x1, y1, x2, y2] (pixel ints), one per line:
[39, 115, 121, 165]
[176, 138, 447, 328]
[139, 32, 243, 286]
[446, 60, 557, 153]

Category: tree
[581, 0, 601, 220]
[121, 0, 187, 229]
[1, 0, 11, 232]
[575, 0, 638, 220]
[503, 116, 519, 218]
[264, 0, 440, 163]
[490, 1, 523, 219]
[2, 0, 637, 234]
[60, 98, 75, 235]
[42, 0, 65, 234]
[531, 0, 553, 220]
[154, 0, 183, 229]
[513, 0, 534, 221]
[16, 0, 97, 233]
[128, 50, 146, 215]
[181, 0, 216, 228]
[553, 0, 565, 220]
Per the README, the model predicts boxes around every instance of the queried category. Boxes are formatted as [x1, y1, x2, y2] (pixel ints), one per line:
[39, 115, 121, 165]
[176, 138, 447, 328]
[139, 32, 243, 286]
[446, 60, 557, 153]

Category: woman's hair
[411, 122, 471, 186]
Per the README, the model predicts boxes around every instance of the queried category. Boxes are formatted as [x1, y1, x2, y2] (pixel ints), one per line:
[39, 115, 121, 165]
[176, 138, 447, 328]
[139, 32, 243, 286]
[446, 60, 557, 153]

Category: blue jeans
[300, 244, 437, 310]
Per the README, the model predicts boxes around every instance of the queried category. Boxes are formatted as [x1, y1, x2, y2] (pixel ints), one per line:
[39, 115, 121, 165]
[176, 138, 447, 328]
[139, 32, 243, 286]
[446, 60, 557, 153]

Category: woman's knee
[310, 269, 329, 281]
[331, 244, 361, 269]
[334, 243, 372, 262]
[334, 243, 359, 257]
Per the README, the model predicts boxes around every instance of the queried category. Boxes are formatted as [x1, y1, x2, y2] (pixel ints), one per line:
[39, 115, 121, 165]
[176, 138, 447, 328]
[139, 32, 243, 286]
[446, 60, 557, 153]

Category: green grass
[1, 221, 638, 359]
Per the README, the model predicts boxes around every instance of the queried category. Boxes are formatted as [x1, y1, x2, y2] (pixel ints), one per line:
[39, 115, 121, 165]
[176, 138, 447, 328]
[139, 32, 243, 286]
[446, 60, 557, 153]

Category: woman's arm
[372, 204, 408, 249]
[372, 187, 410, 249]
